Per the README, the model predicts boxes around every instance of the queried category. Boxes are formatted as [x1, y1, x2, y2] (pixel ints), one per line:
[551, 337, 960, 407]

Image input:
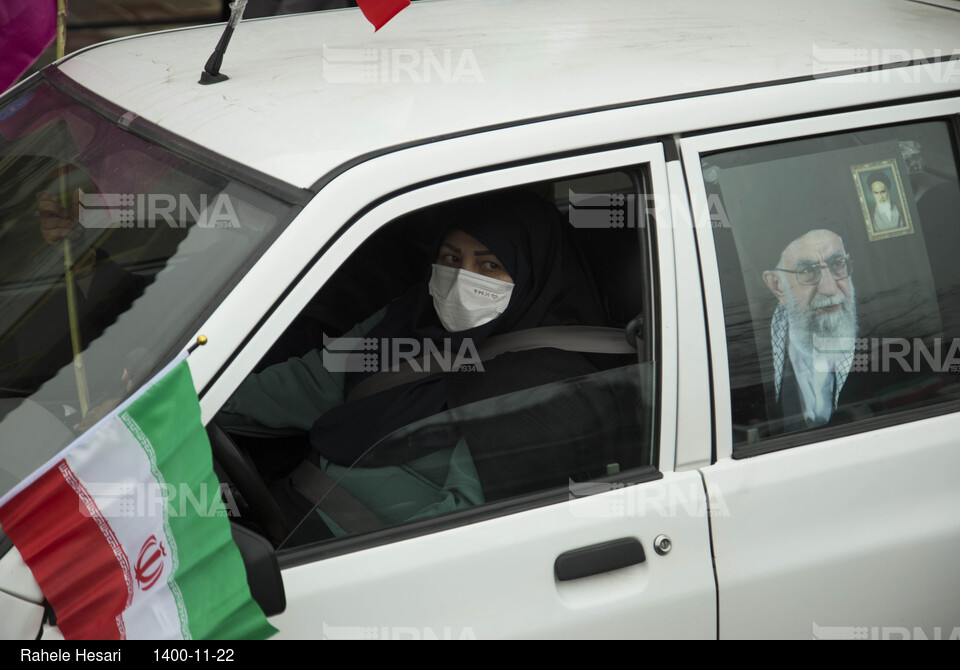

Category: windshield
[0, 80, 295, 501]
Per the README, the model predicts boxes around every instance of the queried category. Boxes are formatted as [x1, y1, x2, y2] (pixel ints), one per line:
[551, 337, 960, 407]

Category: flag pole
[56, 0, 91, 417]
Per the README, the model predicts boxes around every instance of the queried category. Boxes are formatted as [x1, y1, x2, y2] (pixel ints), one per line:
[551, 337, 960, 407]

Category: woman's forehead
[440, 229, 495, 255]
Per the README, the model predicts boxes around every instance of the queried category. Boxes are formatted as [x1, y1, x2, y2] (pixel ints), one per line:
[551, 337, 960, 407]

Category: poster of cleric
[709, 138, 942, 435]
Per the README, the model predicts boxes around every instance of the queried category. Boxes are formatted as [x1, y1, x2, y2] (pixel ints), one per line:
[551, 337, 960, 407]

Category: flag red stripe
[0, 461, 130, 639]
[357, 0, 410, 31]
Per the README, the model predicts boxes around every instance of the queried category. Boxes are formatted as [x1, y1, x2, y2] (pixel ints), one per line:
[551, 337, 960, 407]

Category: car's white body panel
[273, 471, 716, 639]
[681, 95, 960, 638]
[0, 588, 45, 639]
[703, 421, 960, 639]
[195, 141, 705, 638]
[0, 546, 47, 638]
[0, 544, 43, 602]
[55, 0, 960, 187]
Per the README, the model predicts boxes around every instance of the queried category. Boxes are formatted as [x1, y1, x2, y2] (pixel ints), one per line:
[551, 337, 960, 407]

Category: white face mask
[428, 264, 514, 332]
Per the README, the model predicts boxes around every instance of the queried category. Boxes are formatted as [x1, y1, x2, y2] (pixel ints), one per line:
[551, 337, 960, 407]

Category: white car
[2, 0, 960, 640]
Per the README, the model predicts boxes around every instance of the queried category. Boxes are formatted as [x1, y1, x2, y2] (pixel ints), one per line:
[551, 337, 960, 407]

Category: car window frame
[680, 97, 960, 462]
[199, 140, 686, 562]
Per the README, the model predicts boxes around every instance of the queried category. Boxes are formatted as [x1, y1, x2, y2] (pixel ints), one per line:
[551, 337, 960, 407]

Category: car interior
[210, 169, 662, 548]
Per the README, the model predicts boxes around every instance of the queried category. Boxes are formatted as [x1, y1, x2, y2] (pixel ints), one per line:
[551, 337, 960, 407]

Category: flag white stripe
[0, 351, 189, 509]
[119, 410, 191, 640]
[64, 388, 187, 639]
[59, 459, 135, 607]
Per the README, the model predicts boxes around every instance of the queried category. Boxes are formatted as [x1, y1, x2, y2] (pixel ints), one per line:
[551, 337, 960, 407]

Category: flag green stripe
[124, 360, 275, 640]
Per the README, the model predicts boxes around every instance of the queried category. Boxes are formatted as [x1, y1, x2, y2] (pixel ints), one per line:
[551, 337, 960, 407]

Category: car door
[198, 133, 718, 639]
[683, 98, 960, 639]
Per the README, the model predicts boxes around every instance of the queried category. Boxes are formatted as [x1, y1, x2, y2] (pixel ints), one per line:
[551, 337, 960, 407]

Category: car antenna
[199, 0, 248, 85]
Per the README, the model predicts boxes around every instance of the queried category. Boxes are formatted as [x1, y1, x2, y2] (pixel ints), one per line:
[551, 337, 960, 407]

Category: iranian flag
[0, 354, 276, 640]
[357, 0, 410, 31]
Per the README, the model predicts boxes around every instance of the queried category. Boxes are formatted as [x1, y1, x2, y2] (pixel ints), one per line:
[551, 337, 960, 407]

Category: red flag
[357, 0, 410, 31]
[0, 0, 59, 91]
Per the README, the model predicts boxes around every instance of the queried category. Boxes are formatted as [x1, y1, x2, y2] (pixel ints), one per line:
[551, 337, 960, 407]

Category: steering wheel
[207, 421, 289, 546]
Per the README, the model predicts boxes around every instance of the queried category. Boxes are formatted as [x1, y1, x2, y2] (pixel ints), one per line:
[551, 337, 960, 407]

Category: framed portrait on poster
[852, 160, 914, 241]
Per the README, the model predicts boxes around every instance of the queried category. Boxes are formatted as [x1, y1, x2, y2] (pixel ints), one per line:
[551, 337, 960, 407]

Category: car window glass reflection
[705, 121, 960, 448]
[217, 178, 658, 548]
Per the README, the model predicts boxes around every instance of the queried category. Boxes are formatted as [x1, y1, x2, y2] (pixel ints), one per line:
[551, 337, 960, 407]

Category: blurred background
[25, 1, 362, 78]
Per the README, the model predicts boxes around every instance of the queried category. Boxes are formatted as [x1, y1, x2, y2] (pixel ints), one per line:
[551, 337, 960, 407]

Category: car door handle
[554, 537, 646, 581]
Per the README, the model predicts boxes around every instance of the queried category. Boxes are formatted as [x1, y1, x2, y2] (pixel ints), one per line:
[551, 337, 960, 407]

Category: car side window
[704, 119, 960, 452]
[216, 171, 661, 549]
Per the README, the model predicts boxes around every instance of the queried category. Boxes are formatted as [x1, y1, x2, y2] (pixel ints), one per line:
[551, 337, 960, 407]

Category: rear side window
[704, 119, 960, 452]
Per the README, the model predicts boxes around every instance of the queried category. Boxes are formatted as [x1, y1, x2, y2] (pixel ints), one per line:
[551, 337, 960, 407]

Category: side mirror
[231, 524, 286, 617]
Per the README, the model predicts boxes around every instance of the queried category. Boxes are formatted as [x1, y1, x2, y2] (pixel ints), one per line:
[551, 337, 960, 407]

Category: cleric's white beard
[783, 279, 858, 365]
[876, 200, 892, 218]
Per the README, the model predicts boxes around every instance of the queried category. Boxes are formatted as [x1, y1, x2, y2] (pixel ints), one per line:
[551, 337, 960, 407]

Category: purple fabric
[0, 0, 58, 92]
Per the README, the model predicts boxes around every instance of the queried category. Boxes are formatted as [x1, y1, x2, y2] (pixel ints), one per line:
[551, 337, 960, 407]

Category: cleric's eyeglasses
[777, 256, 852, 285]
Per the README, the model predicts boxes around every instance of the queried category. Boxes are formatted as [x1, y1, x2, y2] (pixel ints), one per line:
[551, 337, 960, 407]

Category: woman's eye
[439, 254, 460, 265]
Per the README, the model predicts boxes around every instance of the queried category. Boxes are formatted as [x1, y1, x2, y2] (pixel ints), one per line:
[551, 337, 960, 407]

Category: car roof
[55, 0, 960, 189]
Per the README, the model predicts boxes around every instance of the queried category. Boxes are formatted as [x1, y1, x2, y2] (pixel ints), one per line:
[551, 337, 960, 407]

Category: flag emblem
[135, 535, 167, 592]
[0, 354, 276, 640]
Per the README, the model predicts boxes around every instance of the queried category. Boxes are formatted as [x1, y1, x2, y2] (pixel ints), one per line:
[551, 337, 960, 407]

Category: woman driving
[219, 189, 612, 536]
